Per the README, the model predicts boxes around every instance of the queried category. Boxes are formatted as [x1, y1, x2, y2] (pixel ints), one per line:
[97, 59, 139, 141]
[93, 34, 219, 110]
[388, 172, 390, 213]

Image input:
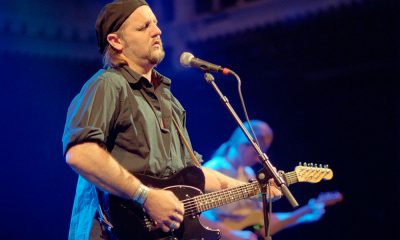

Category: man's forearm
[269, 206, 312, 234]
[66, 142, 141, 199]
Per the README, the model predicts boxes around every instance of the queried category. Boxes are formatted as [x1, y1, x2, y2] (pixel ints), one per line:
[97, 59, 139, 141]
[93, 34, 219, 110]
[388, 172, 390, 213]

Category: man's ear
[107, 33, 123, 51]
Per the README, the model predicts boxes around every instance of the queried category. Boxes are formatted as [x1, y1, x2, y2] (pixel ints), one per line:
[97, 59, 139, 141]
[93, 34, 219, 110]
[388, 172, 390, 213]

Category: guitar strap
[171, 116, 202, 167]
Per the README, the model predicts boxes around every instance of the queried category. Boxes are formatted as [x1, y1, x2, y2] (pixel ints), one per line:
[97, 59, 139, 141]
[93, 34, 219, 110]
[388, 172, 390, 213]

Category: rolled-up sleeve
[62, 73, 120, 156]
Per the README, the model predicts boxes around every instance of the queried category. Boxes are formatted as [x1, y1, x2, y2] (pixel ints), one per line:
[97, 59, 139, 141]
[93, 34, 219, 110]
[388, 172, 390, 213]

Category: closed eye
[137, 22, 150, 31]
[137, 19, 158, 31]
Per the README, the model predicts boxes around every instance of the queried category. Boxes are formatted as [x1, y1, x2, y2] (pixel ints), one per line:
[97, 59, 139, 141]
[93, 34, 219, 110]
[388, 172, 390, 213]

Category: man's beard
[149, 47, 165, 65]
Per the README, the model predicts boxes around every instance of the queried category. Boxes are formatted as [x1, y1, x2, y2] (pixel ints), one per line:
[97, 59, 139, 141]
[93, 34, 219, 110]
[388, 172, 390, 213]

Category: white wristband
[132, 184, 150, 206]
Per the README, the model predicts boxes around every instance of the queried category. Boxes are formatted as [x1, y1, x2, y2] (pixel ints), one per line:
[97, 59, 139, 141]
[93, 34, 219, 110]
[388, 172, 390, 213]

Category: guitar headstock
[294, 162, 333, 183]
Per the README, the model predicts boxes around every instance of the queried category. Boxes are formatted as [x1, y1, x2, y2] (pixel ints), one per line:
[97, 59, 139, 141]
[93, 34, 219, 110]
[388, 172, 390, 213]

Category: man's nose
[151, 22, 162, 36]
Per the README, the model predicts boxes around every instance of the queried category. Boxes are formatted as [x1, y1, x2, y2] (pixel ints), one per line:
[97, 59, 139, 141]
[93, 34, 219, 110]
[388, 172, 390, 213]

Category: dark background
[0, 0, 399, 239]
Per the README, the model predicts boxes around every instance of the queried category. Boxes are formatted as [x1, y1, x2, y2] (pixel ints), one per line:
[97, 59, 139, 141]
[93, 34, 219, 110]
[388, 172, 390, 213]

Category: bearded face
[118, 5, 165, 68]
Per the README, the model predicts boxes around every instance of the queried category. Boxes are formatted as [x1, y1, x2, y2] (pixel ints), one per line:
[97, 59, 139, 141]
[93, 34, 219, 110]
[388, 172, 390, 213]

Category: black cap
[95, 0, 148, 54]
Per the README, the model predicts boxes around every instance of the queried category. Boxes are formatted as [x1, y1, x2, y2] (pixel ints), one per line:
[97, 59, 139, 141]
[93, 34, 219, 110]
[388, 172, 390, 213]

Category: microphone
[180, 52, 232, 75]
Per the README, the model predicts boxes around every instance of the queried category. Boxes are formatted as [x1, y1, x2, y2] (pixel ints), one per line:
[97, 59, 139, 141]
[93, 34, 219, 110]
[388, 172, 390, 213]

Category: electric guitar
[102, 164, 333, 240]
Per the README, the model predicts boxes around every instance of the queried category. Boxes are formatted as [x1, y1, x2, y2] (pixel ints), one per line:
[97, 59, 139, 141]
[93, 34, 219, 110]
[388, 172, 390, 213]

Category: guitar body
[102, 166, 221, 240]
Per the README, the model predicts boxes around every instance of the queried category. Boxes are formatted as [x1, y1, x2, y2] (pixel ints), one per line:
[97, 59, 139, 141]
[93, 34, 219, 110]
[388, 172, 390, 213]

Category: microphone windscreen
[180, 52, 194, 67]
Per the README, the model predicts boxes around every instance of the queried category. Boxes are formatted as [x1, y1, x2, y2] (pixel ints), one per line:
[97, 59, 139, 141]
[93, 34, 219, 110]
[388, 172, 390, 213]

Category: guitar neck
[281, 170, 299, 185]
[189, 181, 261, 213]
[183, 167, 327, 214]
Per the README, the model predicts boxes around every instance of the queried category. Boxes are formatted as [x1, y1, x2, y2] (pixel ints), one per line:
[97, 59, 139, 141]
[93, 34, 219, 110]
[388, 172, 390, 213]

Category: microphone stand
[202, 72, 299, 239]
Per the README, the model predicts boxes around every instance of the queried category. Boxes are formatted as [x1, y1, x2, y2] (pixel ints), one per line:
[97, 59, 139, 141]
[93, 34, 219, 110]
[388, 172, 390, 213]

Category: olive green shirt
[62, 65, 201, 240]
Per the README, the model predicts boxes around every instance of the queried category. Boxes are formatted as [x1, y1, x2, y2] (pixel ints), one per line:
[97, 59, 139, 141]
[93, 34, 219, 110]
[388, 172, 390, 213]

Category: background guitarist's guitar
[221, 191, 344, 231]
[101, 164, 333, 240]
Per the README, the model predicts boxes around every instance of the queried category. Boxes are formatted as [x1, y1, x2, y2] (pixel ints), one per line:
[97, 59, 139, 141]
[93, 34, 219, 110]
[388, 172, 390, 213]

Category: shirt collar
[117, 65, 172, 87]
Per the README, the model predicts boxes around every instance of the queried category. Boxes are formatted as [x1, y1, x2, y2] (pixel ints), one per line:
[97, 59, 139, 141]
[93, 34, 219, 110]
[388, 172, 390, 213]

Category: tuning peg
[324, 164, 329, 168]
[303, 162, 307, 166]
[299, 162, 302, 166]
[319, 164, 323, 168]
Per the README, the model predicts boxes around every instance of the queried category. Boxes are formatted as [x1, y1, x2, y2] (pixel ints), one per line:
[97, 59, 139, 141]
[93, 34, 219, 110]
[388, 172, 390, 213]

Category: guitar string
[182, 185, 256, 214]
[142, 171, 319, 224]
[179, 170, 301, 207]
[287, 169, 328, 182]
[181, 183, 260, 215]
[181, 182, 258, 209]
[193, 185, 255, 212]
[143, 184, 257, 226]
[181, 169, 327, 213]
[181, 171, 303, 214]
[138, 188, 256, 225]
[145, 170, 327, 222]
[182, 177, 291, 212]
[197, 183, 260, 212]
[285, 172, 297, 184]
[180, 183, 255, 207]
[183, 190, 257, 216]
[143, 170, 326, 223]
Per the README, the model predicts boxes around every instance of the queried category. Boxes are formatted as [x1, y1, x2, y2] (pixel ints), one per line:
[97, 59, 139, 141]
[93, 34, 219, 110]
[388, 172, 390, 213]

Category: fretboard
[182, 170, 298, 216]
[282, 170, 299, 185]
[183, 181, 260, 216]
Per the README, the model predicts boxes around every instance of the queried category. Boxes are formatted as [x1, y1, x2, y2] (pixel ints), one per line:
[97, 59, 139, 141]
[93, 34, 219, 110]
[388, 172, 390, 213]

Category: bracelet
[132, 184, 150, 206]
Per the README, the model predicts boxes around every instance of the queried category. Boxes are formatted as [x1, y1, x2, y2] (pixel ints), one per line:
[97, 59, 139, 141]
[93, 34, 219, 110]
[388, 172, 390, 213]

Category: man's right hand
[144, 188, 185, 232]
